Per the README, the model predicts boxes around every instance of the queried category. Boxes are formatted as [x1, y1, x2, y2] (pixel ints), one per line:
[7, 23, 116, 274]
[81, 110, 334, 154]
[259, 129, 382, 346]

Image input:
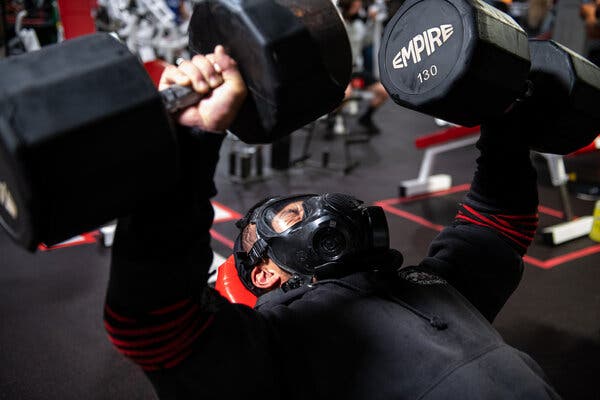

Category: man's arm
[104, 127, 225, 370]
[103, 47, 248, 371]
[418, 113, 539, 322]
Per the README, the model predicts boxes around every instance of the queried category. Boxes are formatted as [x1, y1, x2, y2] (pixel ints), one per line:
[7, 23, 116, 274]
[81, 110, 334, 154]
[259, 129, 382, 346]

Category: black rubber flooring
[1, 101, 599, 399]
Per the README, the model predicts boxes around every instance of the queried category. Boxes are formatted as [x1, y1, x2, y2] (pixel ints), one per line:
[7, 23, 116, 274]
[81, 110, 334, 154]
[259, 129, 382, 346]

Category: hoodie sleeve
[103, 127, 226, 370]
[418, 115, 539, 322]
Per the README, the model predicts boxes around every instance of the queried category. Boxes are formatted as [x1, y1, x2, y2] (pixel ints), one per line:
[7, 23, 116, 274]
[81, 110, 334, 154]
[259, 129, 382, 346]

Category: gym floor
[1, 101, 599, 399]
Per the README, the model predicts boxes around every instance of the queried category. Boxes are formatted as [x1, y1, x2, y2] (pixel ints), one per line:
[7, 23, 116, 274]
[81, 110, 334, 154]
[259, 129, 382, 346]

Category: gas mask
[233, 193, 390, 295]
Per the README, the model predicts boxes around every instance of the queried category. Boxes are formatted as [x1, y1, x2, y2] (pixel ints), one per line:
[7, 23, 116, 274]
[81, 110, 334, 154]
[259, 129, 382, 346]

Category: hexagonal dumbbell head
[525, 40, 600, 155]
[189, 0, 352, 143]
[0, 34, 178, 250]
[379, 0, 530, 127]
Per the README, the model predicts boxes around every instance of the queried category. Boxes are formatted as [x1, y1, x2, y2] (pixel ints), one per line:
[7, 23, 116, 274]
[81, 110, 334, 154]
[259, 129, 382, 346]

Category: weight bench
[540, 135, 600, 245]
[399, 124, 599, 245]
[214, 255, 257, 307]
[399, 125, 480, 197]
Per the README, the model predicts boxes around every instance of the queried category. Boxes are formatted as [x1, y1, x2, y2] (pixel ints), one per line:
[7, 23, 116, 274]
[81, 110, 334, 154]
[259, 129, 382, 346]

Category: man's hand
[581, 2, 600, 39]
[580, 1, 599, 21]
[159, 45, 247, 132]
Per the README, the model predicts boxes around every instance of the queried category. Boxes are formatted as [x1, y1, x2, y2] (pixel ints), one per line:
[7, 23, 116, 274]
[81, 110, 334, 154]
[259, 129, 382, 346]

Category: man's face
[270, 200, 305, 233]
[245, 200, 307, 292]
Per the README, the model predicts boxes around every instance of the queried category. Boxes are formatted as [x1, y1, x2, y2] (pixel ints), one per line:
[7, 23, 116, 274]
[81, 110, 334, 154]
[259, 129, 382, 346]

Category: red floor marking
[210, 229, 235, 249]
[210, 201, 241, 249]
[374, 184, 599, 269]
[524, 244, 600, 269]
[537, 205, 565, 219]
[212, 201, 243, 223]
[377, 203, 444, 231]
[377, 184, 472, 206]
[38, 231, 99, 251]
[379, 185, 567, 220]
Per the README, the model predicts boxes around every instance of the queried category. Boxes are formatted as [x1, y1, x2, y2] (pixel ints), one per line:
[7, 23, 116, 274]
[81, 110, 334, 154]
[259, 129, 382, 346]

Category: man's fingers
[158, 65, 190, 91]
[210, 45, 244, 85]
[191, 54, 224, 89]
[211, 45, 237, 71]
[177, 60, 210, 93]
[205, 54, 222, 74]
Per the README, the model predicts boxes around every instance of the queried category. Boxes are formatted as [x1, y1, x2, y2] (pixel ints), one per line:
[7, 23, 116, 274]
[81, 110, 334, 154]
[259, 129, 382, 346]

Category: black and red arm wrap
[104, 127, 225, 371]
[418, 116, 539, 322]
[104, 299, 215, 371]
[454, 205, 538, 255]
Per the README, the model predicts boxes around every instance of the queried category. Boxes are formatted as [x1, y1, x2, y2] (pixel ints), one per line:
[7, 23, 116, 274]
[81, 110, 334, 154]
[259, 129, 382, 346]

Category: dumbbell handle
[160, 85, 205, 114]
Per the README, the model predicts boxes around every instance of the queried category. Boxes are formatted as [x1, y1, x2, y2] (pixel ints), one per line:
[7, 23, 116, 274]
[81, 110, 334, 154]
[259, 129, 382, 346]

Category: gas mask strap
[246, 237, 269, 267]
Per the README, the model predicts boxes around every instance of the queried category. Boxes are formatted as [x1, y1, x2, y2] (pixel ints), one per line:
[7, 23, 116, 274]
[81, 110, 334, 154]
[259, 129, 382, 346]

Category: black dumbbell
[523, 40, 600, 154]
[379, 0, 531, 126]
[0, 0, 352, 251]
[379, 0, 600, 155]
[189, 0, 353, 143]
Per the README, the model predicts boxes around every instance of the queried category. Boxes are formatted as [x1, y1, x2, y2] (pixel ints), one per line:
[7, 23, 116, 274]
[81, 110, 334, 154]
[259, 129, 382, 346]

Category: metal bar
[558, 183, 575, 221]
[415, 136, 479, 182]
